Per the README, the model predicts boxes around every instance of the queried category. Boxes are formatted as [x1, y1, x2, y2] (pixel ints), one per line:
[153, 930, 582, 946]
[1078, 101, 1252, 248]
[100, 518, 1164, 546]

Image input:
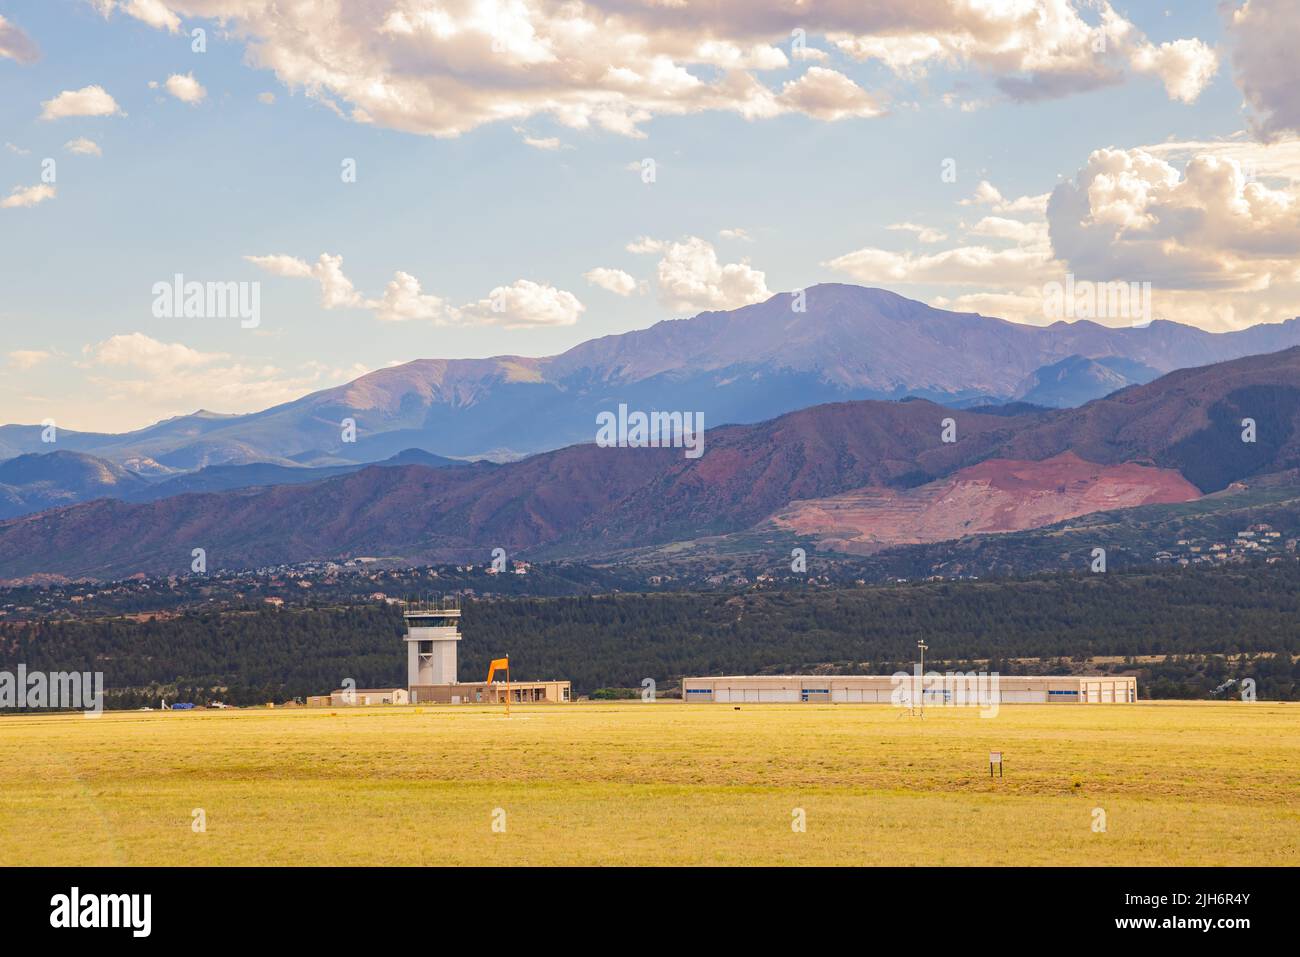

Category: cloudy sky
[1, 0, 1298, 432]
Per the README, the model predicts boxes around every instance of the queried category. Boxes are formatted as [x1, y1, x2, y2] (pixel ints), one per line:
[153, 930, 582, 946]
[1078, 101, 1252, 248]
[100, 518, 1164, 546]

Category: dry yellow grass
[0, 700, 1296, 865]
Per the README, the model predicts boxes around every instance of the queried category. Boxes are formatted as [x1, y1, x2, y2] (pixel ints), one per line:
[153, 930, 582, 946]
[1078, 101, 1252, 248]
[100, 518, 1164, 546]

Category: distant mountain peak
[5, 283, 1300, 466]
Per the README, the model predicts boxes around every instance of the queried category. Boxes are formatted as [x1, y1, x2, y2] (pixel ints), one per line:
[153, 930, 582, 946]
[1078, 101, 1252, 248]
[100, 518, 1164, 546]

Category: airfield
[0, 701, 1296, 866]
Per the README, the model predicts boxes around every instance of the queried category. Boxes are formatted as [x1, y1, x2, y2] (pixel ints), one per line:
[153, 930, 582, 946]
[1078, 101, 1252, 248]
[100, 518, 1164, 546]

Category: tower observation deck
[403, 599, 462, 686]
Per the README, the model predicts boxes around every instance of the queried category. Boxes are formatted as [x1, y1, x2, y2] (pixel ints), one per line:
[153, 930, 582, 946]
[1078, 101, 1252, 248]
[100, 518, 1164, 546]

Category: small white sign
[990, 751, 1002, 763]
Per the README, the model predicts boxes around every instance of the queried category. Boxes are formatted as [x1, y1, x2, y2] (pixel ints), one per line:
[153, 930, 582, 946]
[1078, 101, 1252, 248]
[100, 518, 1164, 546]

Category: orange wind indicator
[487, 656, 510, 717]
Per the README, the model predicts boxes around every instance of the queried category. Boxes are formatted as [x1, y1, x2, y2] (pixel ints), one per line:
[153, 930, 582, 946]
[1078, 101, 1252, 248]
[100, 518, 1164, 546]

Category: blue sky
[1, 1, 1297, 431]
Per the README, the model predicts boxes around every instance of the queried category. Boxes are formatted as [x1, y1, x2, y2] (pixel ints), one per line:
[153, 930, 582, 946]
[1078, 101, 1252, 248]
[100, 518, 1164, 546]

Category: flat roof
[409, 680, 570, 687]
[684, 674, 1133, 681]
[330, 688, 405, 693]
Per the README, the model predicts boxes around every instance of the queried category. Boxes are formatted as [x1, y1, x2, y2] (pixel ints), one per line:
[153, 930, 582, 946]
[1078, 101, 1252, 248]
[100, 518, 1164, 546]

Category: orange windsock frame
[487, 656, 510, 715]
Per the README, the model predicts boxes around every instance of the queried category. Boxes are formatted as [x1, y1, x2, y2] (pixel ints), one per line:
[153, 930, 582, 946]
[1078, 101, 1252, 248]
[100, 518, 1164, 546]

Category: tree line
[1, 563, 1297, 705]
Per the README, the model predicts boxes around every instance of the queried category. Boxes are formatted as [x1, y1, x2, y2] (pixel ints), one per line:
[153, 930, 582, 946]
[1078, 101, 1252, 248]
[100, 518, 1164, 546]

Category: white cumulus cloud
[584, 267, 641, 296]
[778, 67, 884, 120]
[651, 236, 771, 313]
[459, 280, 585, 329]
[246, 252, 584, 328]
[84, 0, 1215, 139]
[40, 85, 122, 120]
[64, 137, 103, 156]
[960, 180, 1050, 215]
[245, 252, 361, 309]
[1130, 39, 1218, 104]
[162, 72, 206, 104]
[829, 140, 1300, 331]
[828, 0, 1215, 104]
[92, 1, 182, 33]
[1048, 145, 1300, 292]
[366, 271, 453, 323]
[1, 184, 56, 209]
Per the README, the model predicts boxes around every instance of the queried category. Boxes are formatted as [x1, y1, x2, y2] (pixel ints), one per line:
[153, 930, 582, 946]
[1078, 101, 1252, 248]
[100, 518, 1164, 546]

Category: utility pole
[917, 640, 928, 719]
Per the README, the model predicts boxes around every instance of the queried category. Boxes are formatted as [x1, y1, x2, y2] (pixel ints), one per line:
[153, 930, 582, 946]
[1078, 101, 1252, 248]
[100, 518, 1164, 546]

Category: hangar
[681, 674, 1136, 704]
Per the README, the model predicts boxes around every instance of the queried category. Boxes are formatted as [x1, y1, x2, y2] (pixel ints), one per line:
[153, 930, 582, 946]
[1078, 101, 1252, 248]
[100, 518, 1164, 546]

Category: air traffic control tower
[404, 600, 462, 686]
[402, 597, 572, 705]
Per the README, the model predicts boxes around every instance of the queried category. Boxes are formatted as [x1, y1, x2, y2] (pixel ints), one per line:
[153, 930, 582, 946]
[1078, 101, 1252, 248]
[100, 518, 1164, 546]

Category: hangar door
[716, 687, 798, 702]
[834, 688, 874, 703]
[1000, 689, 1048, 703]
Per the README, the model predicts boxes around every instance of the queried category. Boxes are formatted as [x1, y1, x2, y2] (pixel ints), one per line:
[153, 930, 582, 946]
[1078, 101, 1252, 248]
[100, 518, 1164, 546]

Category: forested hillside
[2, 563, 1297, 704]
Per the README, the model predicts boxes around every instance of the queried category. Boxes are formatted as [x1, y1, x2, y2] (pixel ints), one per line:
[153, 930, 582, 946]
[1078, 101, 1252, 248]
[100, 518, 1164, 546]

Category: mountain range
[0, 448, 465, 520]
[2, 344, 1297, 583]
[4, 285, 1299, 469]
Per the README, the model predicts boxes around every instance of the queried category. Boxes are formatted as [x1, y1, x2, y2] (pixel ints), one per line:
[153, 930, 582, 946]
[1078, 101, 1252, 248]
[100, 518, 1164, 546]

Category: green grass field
[0, 701, 1296, 866]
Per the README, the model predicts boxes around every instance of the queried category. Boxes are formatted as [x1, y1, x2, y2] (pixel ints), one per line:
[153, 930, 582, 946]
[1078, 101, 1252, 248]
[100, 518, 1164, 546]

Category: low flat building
[681, 674, 1136, 704]
[410, 680, 570, 705]
[324, 687, 408, 706]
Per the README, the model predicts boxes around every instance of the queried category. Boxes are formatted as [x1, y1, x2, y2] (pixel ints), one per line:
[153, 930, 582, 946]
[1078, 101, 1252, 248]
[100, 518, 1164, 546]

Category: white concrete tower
[404, 600, 462, 687]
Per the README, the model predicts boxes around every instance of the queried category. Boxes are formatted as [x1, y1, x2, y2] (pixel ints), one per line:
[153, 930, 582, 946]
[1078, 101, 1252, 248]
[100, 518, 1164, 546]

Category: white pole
[917, 641, 928, 719]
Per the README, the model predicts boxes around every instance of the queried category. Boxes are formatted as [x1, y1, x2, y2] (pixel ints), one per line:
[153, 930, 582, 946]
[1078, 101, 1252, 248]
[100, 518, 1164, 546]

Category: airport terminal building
[681, 674, 1136, 704]
[315, 600, 571, 706]
[402, 601, 571, 705]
